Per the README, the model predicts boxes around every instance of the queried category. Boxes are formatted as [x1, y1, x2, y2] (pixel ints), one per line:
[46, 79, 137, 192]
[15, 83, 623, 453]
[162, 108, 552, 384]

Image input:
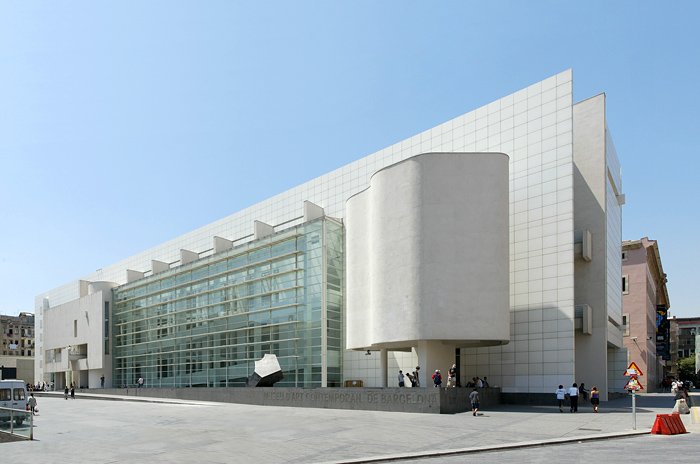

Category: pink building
[621, 238, 670, 391]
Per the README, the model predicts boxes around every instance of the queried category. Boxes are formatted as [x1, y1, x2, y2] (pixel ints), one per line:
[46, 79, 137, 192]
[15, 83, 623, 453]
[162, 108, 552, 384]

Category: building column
[415, 341, 456, 387]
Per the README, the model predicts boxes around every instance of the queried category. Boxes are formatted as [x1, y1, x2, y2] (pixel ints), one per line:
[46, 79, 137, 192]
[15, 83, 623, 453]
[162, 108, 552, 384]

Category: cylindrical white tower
[346, 152, 510, 356]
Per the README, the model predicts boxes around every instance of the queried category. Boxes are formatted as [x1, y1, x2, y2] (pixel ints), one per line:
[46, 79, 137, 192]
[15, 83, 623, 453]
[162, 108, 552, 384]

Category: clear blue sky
[1, 1, 698, 318]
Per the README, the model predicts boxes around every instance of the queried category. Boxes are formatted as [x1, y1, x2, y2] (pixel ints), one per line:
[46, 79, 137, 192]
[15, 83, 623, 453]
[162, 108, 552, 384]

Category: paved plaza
[1, 391, 697, 463]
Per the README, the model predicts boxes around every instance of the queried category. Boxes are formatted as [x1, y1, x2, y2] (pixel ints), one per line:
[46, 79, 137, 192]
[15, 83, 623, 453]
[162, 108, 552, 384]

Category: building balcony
[67, 344, 87, 361]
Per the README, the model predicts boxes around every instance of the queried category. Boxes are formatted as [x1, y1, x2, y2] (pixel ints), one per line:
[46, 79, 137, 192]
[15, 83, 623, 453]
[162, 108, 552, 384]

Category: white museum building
[35, 70, 628, 401]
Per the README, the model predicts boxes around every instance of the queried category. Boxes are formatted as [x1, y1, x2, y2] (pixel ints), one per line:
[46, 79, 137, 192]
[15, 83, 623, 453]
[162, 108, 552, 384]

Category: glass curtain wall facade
[112, 218, 343, 388]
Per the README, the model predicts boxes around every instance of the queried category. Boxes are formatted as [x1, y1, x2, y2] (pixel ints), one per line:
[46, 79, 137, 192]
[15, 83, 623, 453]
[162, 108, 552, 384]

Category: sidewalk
[7, 391, 696, 464]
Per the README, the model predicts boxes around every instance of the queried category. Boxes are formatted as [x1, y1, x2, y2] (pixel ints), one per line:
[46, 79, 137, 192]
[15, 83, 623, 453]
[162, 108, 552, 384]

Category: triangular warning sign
[625, 376, 644, 390]
[624, 362, 644, 376]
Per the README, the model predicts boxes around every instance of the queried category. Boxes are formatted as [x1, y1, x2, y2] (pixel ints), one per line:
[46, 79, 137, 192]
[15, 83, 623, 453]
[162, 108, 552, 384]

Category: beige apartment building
[0, 312, 35, 382]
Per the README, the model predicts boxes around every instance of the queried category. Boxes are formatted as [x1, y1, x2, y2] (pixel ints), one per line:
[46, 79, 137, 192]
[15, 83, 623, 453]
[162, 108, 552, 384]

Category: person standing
[398, 370, 405, 387]
[555, 384, 567, 412]
[432, 370, 442, 387]
[64, 385, 69, 400]
[578, 382, 589, 403]
[469, 388, 480, 416]
[70, 385, 75, 399]
[568, 383, 579, 412]
[414, 367, 421, 387]
[28, 393, 37, 415]
[476, 377, 483, 388]
[101, 375, 105, 388]
[590, 386, 600, 413]
[137, 377, 144, 388]
[406, 371, 416, 387]
[447, 364, 457, 388]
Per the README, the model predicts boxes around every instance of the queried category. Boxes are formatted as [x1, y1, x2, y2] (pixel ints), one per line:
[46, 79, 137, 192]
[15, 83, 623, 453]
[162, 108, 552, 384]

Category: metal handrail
[0, 405, 33, 440]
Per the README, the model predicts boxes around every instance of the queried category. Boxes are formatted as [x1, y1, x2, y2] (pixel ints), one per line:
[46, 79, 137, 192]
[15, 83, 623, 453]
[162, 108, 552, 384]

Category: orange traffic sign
[624, 362, 644, 377]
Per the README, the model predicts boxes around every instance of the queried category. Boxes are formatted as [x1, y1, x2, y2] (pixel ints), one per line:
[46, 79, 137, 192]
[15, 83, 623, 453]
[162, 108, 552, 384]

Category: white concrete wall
[573, 94, 611, 397]
[41, 289, 111, 388]
[346, 153, 510, 350]
[572, 94, 625, 400]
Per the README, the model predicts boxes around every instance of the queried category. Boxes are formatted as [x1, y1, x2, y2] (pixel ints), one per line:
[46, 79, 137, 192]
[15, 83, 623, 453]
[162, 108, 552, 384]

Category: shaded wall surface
[86, 387, 501, 414]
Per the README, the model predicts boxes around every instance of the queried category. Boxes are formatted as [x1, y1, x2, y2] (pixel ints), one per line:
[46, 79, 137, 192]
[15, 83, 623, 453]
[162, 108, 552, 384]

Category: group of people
[428, 367, 483, 416]
[671, 378, 694, 407]
[397, 367, 421, 387]
[395, 366, 611, 418]
[64, 382, 76, 400]
[466, 377, 488, 388]
[426, 367, 489, 390]
[555, 382, 600, 413]
[27, 381, 52, 392]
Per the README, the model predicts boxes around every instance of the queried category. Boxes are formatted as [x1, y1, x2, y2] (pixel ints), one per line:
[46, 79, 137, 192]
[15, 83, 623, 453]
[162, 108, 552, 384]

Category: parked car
[0, 379, 28, 426]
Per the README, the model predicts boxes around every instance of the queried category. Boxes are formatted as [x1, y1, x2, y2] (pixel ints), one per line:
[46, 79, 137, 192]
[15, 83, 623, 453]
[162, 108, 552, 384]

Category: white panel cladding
[346, 153, 510, 349]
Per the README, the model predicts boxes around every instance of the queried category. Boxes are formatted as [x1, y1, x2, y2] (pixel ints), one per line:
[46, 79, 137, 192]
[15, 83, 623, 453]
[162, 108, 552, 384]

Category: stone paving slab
[3, 391, 695, 463]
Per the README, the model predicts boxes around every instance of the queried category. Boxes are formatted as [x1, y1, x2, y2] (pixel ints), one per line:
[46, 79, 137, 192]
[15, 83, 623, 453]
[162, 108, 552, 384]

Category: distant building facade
[0, 312, 35, 382]
[621, 238, 670, 391]
[670, 317, 700, 380]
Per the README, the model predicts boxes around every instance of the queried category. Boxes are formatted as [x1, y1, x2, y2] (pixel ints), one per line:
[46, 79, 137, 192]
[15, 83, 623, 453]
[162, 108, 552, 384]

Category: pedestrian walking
[137, 377, 144, 388]
[568, 383, 579, 412]
[671, 378, 680, 396]
[555, 384, 567, 412]
[64, 385, 69, 400]
[469, 388, 480, 416]
[70, 385, 75, 399]
[398, 370, 405, 387]
[414, 366, 421, 387]
[101, 375, 105, 388]
[27, 393, 38, 415]
[590, 386, 600, 413]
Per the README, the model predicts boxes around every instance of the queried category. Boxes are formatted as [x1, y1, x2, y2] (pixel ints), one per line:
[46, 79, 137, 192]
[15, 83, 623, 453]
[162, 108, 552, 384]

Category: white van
[0, 379, 28, 426]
